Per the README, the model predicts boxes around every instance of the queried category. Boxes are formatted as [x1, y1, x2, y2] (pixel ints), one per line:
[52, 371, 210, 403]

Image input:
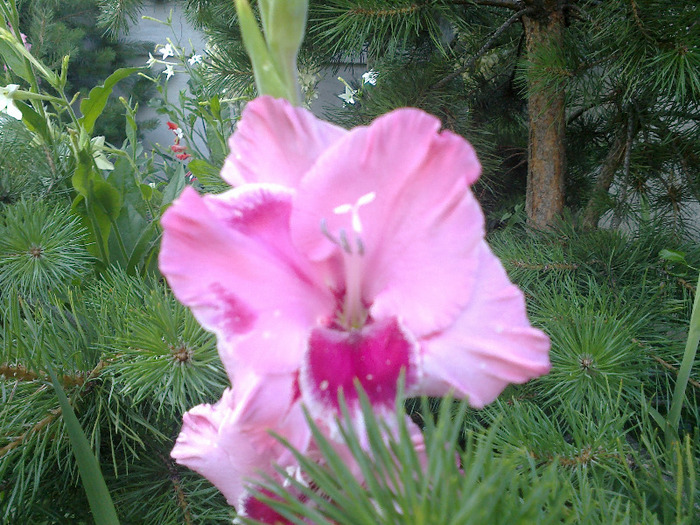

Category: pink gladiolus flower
[176, 152, 191, 161]
[170, 144, 187, 153]
[171, 372, 310, 507]
[161, 96, 550, 426]
[171, 367, 423, 515]
[163, 97, 549, 514]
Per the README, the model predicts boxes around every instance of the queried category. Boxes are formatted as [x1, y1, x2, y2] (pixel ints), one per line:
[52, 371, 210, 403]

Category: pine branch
[0, 406, 60, 458]
[0, 363, 99, 387]
[529, 445, 625, 469]
[628, 0, 657, 45]
[431, 7, 534, 90]
[509, 260, 580, 271]
[610, 109, 636, 228]
[161, 453, 193, 525]
[0, 359, 106, 459]
[348, 3, 421, 16]
[97, 0, 143, 37]
[582, 128, 628, 229]
[451, 0, 524, 9]
[651, 354, 700, 391]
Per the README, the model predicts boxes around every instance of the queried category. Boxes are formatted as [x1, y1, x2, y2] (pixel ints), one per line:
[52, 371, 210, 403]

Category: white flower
[362, 70, 378, 85]
[0, 84, 22, 120]
[338, 85, 357, 105]
[90, 136, 114, 171]
[188, 54, 203, 66]
[159, 43, 174, 60]
[173, 127, 183, 140]
[146, 52, 157, 68]
[164, 63, 175, 80]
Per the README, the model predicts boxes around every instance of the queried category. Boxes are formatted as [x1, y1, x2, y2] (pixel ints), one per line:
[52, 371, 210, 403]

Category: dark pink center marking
[304, 316, 417, 413]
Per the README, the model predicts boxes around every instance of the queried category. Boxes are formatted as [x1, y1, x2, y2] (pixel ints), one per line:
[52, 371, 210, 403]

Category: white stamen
[366, 374, 373, 380]
[333, 191, 376, 234]
[357, 192, 376, 206]
[319, 380, 329, 391]
[325, 191, 377, 328]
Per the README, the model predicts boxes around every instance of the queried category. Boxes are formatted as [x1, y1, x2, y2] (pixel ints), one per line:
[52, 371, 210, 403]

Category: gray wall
[124, 1, 365, 150]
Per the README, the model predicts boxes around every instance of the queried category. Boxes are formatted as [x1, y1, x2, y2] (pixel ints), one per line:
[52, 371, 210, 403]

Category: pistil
[321, 192, 377, 330]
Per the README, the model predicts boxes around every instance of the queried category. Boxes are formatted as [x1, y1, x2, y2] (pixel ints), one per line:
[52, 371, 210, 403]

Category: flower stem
[666, 271, 700, 447]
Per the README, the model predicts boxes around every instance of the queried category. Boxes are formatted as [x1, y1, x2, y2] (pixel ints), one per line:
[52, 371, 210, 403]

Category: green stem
[3, 1, 47, 120]
[89, 210, 110, 266]
[666, 271, 700, 447]
[109, 215, 129, 263]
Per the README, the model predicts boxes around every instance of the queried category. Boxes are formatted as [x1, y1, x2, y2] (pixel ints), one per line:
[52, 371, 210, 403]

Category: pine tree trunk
[523, 2, 566, 229]
[582, 132, 627, 229]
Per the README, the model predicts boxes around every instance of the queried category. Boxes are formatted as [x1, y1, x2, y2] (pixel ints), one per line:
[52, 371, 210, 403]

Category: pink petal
[171, 374, 310, 507]
[222, 96, 346, 187]
[159, 185, 335, 376]
[300, 317, 420, 419]
[290, 108, 483, 337]
[239, 488, 303, 524]
[420, 241, 551, 408]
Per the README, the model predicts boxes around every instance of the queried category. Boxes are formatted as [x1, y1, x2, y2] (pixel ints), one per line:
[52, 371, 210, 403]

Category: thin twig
[350, 4, 421, 16]
[161, 453, 193, 525]
[0, 408, 60, 457]
[451, 0, 524, 9]
[0, 360, 106, 459]
[651, 355, 700, 391]
[432, 7, 534, 90]
[611, 109, 635, 229]
[677, 278, 696, 295]
[509, 261, 580, 271]
[0, 362, 100, 387]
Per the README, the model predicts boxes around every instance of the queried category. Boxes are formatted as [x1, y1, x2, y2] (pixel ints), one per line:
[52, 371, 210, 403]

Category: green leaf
[161, 165, 187, 209]
[93, 179, 123, 221]
[667, 271, 700, 447]
[79, 67, 141, 135]
[126, 220, 159, 275]
[47, 365, 120, 525]
[72, 193, 111, 263]
[210, 95, 221, 119]
[139, 183, 153, 201]
[187, 158, 220, 181]
[659, 249, 687, 265]
[72, 148, 97, 197]
[14, 100, 50, 142]
[0, 37, 32, 84]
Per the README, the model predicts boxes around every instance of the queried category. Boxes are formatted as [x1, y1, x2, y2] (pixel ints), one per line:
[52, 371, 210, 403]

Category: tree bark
[582, 132, 627, 229]
[522, 2, 566, 229]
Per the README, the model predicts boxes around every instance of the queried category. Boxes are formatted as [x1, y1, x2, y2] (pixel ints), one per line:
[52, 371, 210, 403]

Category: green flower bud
[235, 0, 307, 105]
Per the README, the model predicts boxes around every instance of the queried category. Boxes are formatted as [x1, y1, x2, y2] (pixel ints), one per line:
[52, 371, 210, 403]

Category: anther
[338, 229, 352, 254]
[321, 218, 341, 247]
[356, 237, 365, 256]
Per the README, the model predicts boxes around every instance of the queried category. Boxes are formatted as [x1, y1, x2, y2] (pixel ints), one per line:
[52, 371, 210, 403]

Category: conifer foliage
[148, 0, 699, 228]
